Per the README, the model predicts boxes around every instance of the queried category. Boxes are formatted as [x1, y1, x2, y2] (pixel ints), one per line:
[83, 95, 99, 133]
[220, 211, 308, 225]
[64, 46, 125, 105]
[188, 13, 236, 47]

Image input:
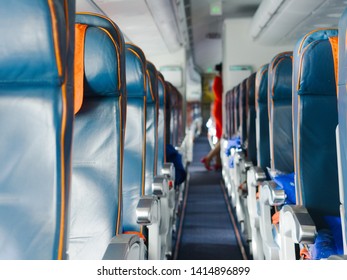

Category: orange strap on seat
[74, 24, 87, 114]
[272, 211, 280, 225]
[124, 231, 146, 242]
[328, 36, 338, 92]
[300, 247, 311, 260]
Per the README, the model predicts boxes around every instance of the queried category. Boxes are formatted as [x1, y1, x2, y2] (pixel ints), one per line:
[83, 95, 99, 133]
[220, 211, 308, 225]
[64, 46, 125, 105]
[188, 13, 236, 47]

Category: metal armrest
[102, 234, 145, 260]
[246, 166, 267, 259]
[279, 205, 317, 260]
[161, 163, 175, 188]
[258, 180, 286, 259]
[243, 160, 253, 172]
[250, 166, 267, 184]
[136, 195, 159, 225]
[280, 205, 316, 243]
[260, 180, 286, 206]
[152, 175, 169, 197]
[136, 195, 161, 260]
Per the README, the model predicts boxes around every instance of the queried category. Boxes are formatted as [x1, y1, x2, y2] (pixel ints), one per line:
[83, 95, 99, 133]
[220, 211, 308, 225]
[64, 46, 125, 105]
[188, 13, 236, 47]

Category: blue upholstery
[176, 88, 184, 145]
[339, 9, 347, 248]
[165, 82, 174, 145]
[225, 89, 234, 138]
[293, 29, 339, 229]
[0, 0, 74, 260]
[229, 87, 236, 138]
[234, 84, 241, 134]
[255, 64, 270, 171]
[167, 82, 179, 147]
[239, 79, 248, 146]
[268, 52, 293, 173]
[76, 12, 127, 131]
[246, 73, 257, 165]
[145, 61, 159, 194]
[122, 43, 147, 234]
[68, 18, 125, 259]
[157, 73, 167, 173]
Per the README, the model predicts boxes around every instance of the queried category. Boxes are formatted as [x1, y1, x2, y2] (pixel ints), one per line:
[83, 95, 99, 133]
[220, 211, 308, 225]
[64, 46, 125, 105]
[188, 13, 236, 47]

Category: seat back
[76, 12, 127, 130]
[268, 52, 294, 173]
[255, 64, 270, 171]
[293, 29, 339, 227]
[0, 0, 74, 260]
[225, 89, 232, 138]
[167, 82, 179, 146]
[122, 43, 147, 234]
[157, 73, 167, 172]
[229, 88, 236, 137]
[145, 61, 159, 194]
[246, 73, 257, 165]
[68, 15, 126, 259]
[234, 84, 241, 135]
[239, 78, 248, 146]
[338, 9, 347, 252]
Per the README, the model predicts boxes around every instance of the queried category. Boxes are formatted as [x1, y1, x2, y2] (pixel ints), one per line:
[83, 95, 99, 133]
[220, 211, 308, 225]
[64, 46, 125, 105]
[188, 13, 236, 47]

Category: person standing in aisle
[201, 62, 223, 171]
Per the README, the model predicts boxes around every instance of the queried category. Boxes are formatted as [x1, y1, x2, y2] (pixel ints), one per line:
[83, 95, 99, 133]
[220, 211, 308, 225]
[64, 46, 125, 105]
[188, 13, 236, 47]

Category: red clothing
[212, 75, 223, 139]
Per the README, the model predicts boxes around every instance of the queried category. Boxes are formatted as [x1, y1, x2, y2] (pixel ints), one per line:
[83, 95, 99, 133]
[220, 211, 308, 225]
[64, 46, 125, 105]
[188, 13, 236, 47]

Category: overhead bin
[250, 0, 346, 45]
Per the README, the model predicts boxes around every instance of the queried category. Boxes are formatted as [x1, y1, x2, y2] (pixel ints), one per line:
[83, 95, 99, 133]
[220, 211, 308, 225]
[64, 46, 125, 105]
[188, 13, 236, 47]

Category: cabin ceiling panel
[188, 0, 261, 73]
[91, 0, 173, 58]
[251, 0, 347, 46]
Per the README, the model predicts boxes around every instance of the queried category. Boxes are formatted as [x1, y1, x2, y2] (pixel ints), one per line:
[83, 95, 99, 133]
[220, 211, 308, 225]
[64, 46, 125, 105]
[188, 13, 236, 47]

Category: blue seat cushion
[310, 216, 343, 259]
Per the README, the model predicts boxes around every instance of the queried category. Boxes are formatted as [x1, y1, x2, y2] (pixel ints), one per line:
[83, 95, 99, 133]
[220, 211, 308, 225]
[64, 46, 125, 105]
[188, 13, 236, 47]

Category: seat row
[222, 13, 347, 260]
[0, 0, 186, 260]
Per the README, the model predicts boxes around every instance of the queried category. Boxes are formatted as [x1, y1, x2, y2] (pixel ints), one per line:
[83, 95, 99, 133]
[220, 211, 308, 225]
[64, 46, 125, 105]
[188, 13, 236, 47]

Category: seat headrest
[339, 13, 347, 87]
[146, 61, 158, 103]
[256, 64, 269, 105]
[295, 29, 338, 96]
[0, 0, 73, 85]
[80, 26, 121, 97]
[246, 72, 256, 107]
[76, 12, 124, 53]
[269, 52, 293, 102]
[76, 13, 125, 98]
[125, 43, 147, 98]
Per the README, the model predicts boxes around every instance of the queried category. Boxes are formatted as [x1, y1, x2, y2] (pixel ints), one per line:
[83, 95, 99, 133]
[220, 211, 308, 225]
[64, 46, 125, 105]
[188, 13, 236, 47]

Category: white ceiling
[188, 0, 262, 72]
[76, 0, 262, 73]
[76, 0, 347, 74]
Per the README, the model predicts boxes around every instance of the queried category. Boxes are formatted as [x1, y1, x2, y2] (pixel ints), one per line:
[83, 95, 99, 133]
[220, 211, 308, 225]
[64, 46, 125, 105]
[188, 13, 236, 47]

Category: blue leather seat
[268, 52, 294, 173]
[259, 52, 293, 260]
[234, 84, 241, 135]
[68, 14, 127, 259]
[0, 0, 74, 260]
[246, 65, 270, 260]
[225, 89, 234, 138]
[338, 9, 347, 254]
[75, 12, 127, 129]
[145, 61, 159, 193]
[122, 43, 147, 237]
[246, 73, 257, 166]
[157, 73, 167, 173]
[280, 29, 342, 260]
[239, 79, 248, 147]
[255, 64, 270, 171]
[166, 82, 178, 147]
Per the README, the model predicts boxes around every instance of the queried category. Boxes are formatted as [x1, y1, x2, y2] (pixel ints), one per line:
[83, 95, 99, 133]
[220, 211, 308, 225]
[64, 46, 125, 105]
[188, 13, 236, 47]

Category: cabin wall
[222, 17, 294, 92]
[150, 48, 187, 133]
[221, 17, 294, 136]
